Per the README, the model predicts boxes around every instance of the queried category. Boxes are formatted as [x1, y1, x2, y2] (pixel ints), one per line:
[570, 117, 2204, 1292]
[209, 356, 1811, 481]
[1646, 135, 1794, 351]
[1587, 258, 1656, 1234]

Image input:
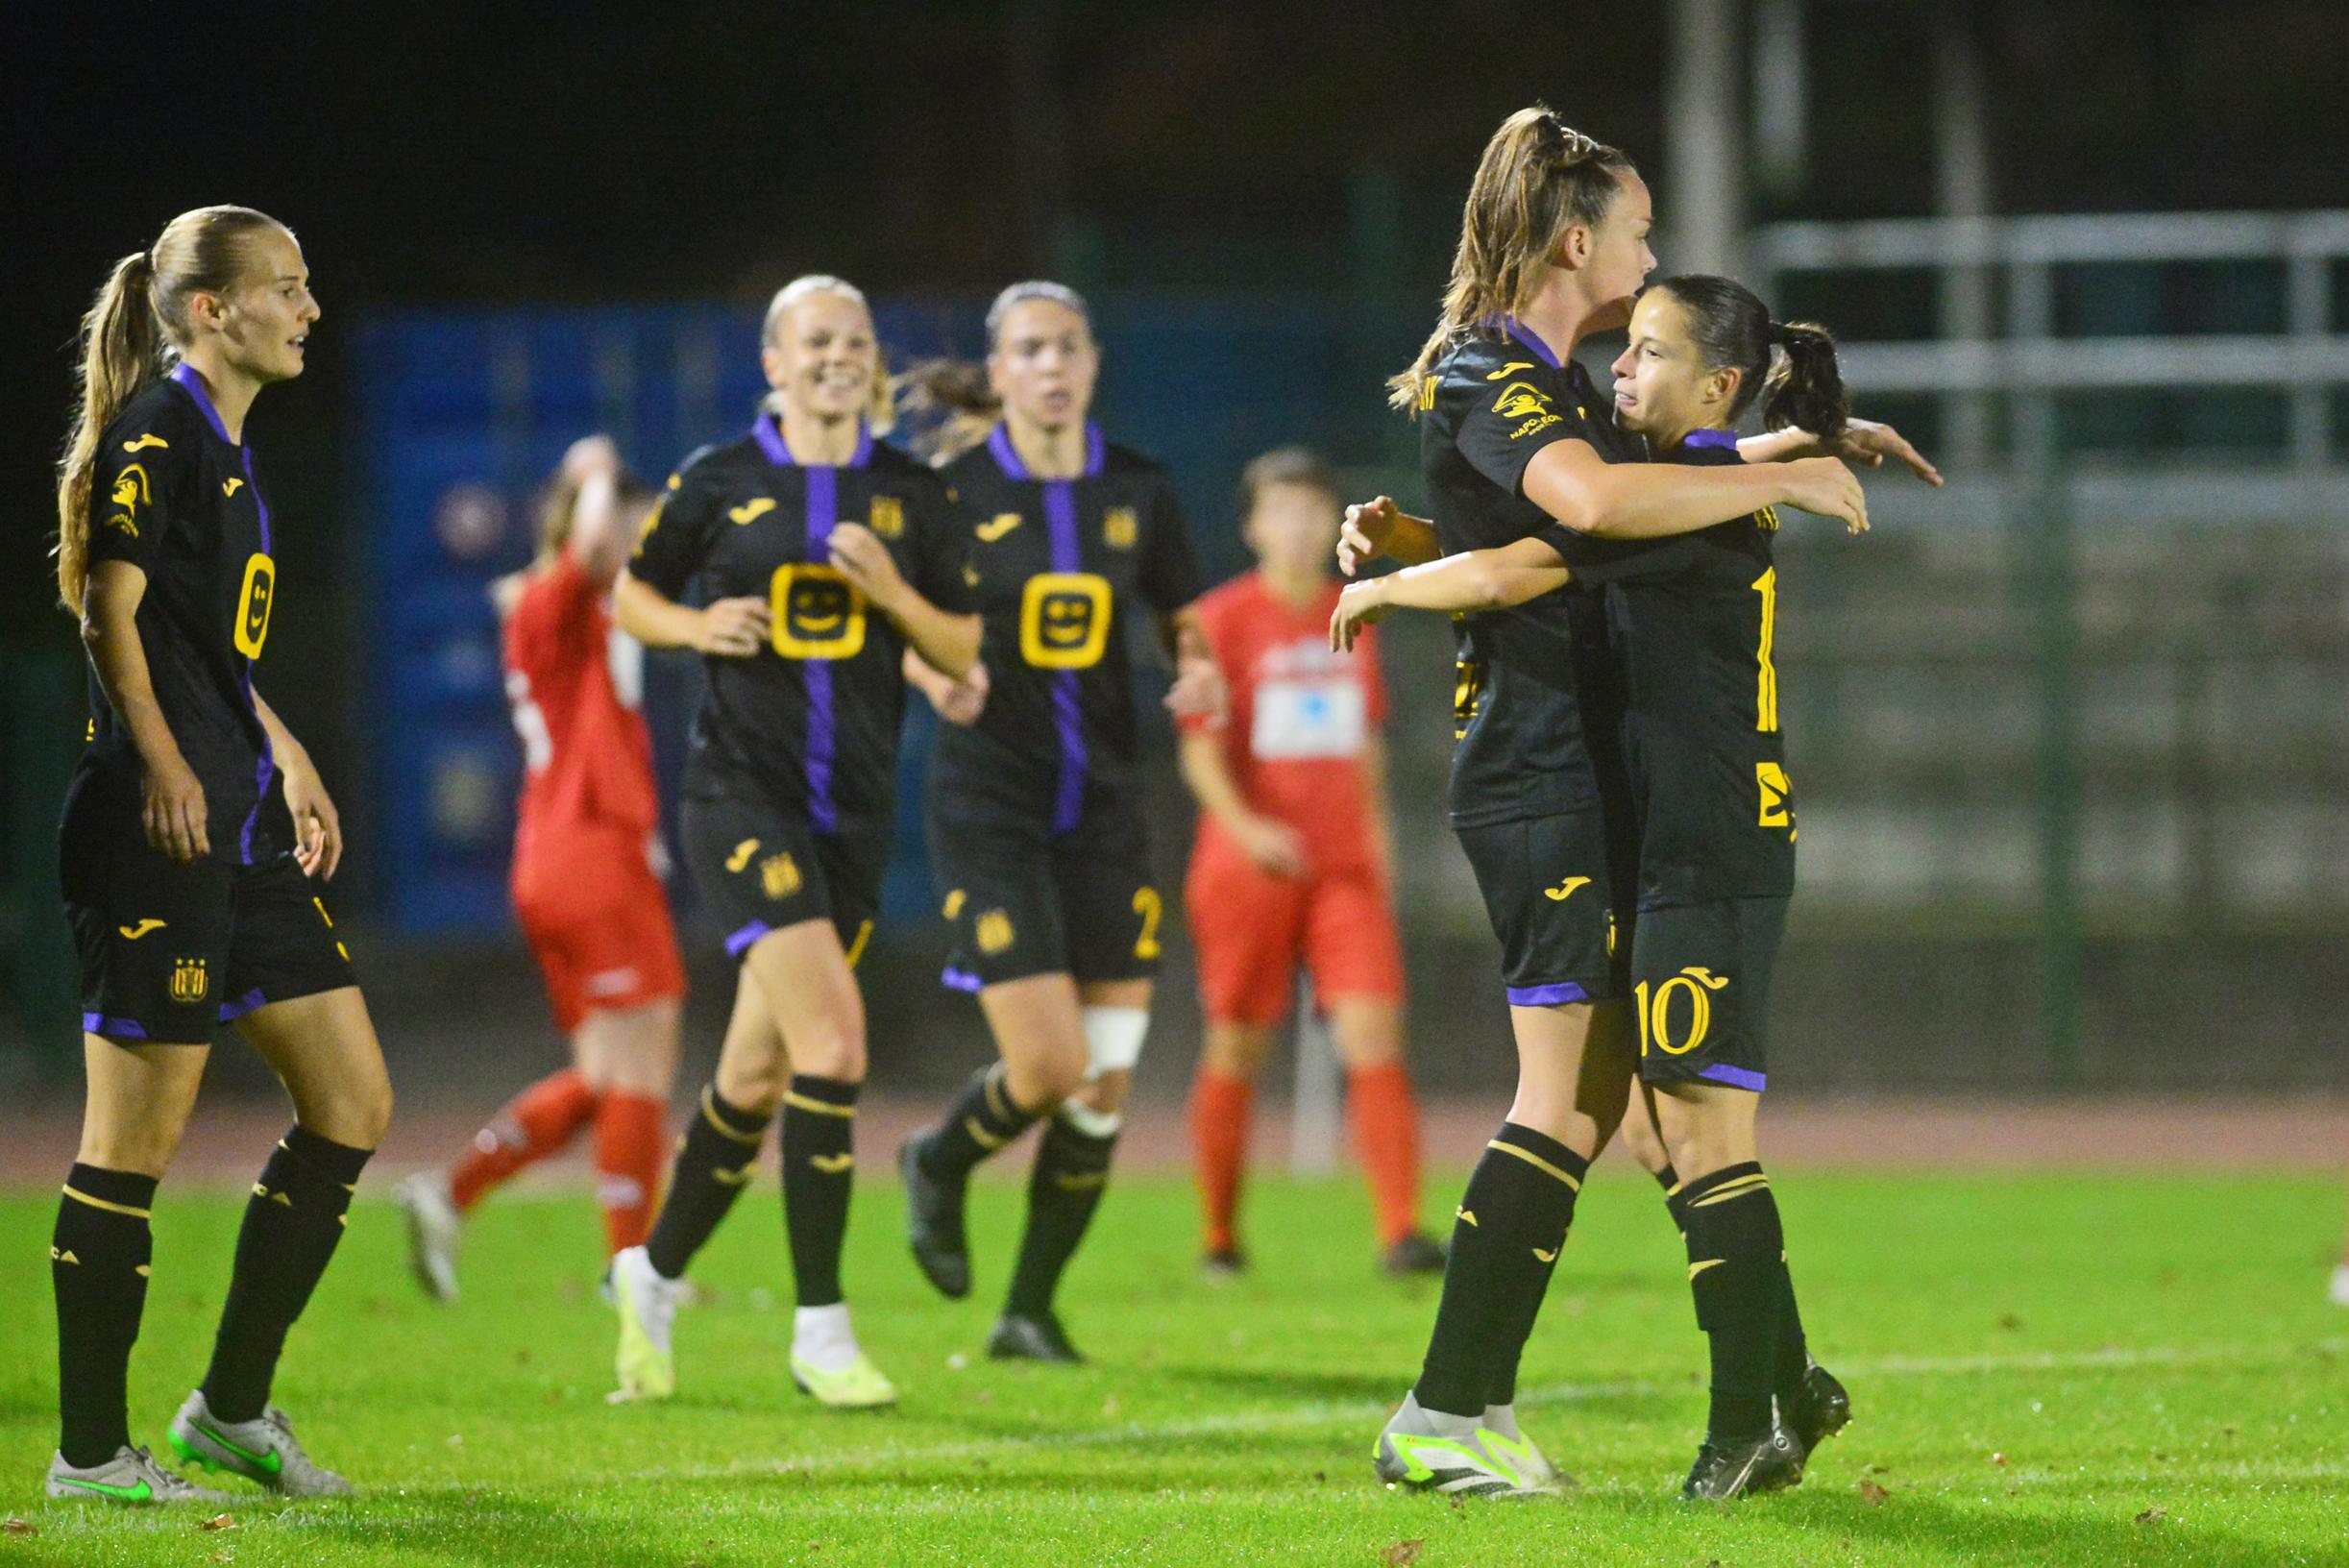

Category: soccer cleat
[899, 1135, 971, 1299]
[610, 1244, 689, 1402]
[2330, 1262, 2349, 1308]
[46, 1445, 233, 1506]
[393, 1171, 462, 1302]
[1781, 1360, 1852, 1454]
[1678, 1425, 1804, 1502]
[1381, 1233, 1447, 1277]
[1201, 1245, 1248, 1278]
[986, 1311, 1085, 1364]
[1373, 1394, 1557, 1499]
[791, 1350, 899, 1409]
[167, 1391, 353, 1497]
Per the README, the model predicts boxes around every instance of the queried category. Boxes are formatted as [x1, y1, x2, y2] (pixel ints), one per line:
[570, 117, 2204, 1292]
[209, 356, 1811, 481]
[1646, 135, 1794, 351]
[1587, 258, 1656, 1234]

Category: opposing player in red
[395, 436, 685, 1298]
[1180, 448, 1443, 1276]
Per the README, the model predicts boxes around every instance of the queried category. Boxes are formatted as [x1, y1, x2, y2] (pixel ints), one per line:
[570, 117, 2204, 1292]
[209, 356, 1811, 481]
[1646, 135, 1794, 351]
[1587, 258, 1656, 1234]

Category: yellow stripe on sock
[700, 1087, 765, 1145]
[965, 1115, 1008, 1150]
[61, 1186, 150, 1219]
[781, 1091, 856, 1118]
[1486, 1139, 1582, 1191]
[1689, 1257, 1725, 1282]
[1688, 1175, 1771, 1209]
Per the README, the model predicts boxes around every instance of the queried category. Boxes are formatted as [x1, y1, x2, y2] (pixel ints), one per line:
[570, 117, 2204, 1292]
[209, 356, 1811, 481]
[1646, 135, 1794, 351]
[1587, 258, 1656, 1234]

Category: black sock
[1413, 1122, 1585, 1419]
[1774, 1253, 1812, 1408]
[53, 1165, 159, 1467]
[646, 1085, 771, 1281]
[201, 1127, 372, 1423]
[1003, 1113, 1117, 1317]
[1678, 1162, 1785, 1447]
[781, 1075, 859, 1309]
[1654, 1162, 1682, 1198]
[919, 1065, 1042, 1183]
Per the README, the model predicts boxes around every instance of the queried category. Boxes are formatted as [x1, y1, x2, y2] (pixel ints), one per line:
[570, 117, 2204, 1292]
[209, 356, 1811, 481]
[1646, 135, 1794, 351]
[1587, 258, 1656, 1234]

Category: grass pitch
[1, 1165, 2343, 1566]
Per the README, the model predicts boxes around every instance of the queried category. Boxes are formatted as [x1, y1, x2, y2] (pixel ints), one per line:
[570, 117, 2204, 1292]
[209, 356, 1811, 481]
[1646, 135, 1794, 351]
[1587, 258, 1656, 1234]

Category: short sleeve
[86, 417, 191, 576]
[1448, 370, 1600, 501]
[1137, 473, 1204, 614]
[1535, 524, 1700, 586]
[628, 465, 722, 600]
[903, 476, 975, 615]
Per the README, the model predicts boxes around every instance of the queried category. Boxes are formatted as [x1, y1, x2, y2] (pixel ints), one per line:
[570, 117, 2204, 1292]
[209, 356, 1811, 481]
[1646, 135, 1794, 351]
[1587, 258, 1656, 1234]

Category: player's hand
[142, 751, 210, 863]
[1164, 650, 1227, 727]
[695, 596, 771, 656]
[1831, 418, 1943, 487]
[560, 433, 622, 483]
[1329, 578, 1390, 652]
[826, 523, 907, 614]
[281, 754, 344, 881]
[1338, 496, 1404, 577]
[1777, 457, 1869, 535]
[929, 661, 990, 726]
[1234, 813, 1308, 880]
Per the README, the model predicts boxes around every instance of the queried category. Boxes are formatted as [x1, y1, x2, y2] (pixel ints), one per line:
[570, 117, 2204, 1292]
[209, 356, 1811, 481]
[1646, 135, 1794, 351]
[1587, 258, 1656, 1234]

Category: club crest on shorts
[761, 851, 802, 901]
[975, 909, 1015, 955]
[168, 957, 209, 1004]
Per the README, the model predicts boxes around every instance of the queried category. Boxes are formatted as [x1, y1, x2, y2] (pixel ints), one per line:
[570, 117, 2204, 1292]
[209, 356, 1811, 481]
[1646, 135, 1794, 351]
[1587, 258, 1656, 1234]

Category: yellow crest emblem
[1103, 506, 1138, 550]
[942, 890, 966, 919]
[761, 851, 803, 901]
[869, 495, 905, 538]
[1491, 382, 1552, 421]
[975, 910, 1015, 955]
[168, 958, 209, 1004]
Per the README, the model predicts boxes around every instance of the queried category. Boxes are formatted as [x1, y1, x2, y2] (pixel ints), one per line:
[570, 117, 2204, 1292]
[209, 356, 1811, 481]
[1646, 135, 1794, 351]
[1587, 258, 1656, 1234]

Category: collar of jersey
[1683, 429, 1740, 450]
[752, 414, 873, 470]
[168, 362, 238, 448]
[1489, 315, 1564, 370]
[987, 421, 1105, 483]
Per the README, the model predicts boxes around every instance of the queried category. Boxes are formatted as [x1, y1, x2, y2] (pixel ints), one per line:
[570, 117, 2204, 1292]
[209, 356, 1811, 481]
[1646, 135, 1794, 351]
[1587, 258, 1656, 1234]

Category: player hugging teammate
[1335, 107, 1935, 1501]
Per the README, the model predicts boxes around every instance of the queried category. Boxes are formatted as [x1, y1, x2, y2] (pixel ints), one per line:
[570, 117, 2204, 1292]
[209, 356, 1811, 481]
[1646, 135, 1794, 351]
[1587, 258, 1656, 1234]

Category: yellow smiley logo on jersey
[728, 498, 777, 525]
[1491, 382, 1553, 421]
[976, 512, 1022, 543]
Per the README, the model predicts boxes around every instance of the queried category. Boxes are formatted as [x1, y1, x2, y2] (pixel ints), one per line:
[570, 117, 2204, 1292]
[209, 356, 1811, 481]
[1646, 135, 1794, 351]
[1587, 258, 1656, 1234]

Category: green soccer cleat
[1678, 1425, 1804, 1502]
[1480, 1406, 1568, 1490]
[167, 1391, 352, 1497]
[791, 1350, 899, 1409]
[610, 1244, 688, 1402]
[393, 1171, 462, 1303]
[46, 1445, 234, 1506]
[1373, 1394, 1558, 1500]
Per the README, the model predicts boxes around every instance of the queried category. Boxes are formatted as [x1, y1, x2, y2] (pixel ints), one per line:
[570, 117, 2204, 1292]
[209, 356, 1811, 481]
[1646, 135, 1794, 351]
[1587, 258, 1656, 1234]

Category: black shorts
[927, 796, 1162, 990]
[1454, 809, 1631, 1006]
[1630, 896, 1787, 1092]
[61, 813, 355, 1046]
[679, 792, 888, 966]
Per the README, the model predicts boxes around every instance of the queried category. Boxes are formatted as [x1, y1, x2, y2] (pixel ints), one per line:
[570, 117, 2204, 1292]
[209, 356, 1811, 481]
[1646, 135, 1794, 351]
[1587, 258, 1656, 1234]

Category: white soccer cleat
[167, 1390, 353, 1497]
[45, 1444, 233, 1506]
[393, 1171, 463, 1303]
[610, 1245, 689, 1402]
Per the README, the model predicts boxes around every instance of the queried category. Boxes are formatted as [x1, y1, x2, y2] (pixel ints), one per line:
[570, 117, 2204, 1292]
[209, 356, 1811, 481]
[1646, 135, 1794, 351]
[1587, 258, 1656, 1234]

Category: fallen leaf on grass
[1381, 1539, 1425, 1566]
[198, 1514, 238, 1531]
[1858, 1480, 1890, 1507]
[2137, 1507, 2167, 1526]
[3, 1518, 36, 1535]
[1990, 1453, 2008, 1466]
[209, 1553, 233, 1565]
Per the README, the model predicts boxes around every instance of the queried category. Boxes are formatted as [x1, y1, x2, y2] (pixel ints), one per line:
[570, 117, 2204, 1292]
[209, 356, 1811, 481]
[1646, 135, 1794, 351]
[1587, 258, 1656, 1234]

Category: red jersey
[502, 553, 661, 873]
[1187, 571, 1387, 874]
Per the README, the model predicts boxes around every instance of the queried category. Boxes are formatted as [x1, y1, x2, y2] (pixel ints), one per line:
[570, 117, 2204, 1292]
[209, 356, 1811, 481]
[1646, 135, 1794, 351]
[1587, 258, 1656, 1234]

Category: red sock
[447, 1068, 599, 1212]
[1346, 1062, 1423, 1246]
[592, 1091, 669, 1255]
[1189, 1067, 1254, 1254]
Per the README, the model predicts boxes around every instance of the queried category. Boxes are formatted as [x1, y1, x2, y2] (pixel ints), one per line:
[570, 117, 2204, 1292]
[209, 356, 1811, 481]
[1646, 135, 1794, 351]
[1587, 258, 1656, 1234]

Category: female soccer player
[604, 276, 980, 1409]
[1332, 109, 1880, 1501]
[896, 282, 1224, 1363]
[1178, 447, 1441, 1277]
[46, 206, 390, 1504]
[394, 436, 683, 1298]
[1334, 275, 1898, 1498]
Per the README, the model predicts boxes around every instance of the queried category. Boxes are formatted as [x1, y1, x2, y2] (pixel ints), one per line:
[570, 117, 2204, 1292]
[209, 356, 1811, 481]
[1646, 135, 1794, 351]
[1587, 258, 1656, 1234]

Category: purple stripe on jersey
[82, 1012, 149, 1041]
[990, 422, 1109, 836]
[168, 362, 235, 444]
[218, 988, 268, 1023]
[1683, 429, 1741, 450]
[753, 416, 873, 835]
[1697, 1063, 1767, 1092]
[984, 421, 1106, 482]
[1500, 317, 1565, 369]
[941, 966, 985, 993]
[1505, 981, 1589, 1007]
[724, 919, 773, 960]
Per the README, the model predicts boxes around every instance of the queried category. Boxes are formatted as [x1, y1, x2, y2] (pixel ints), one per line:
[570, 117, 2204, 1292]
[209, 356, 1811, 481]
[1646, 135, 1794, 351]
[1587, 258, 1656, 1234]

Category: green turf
[1, 1167, 2343, 1566]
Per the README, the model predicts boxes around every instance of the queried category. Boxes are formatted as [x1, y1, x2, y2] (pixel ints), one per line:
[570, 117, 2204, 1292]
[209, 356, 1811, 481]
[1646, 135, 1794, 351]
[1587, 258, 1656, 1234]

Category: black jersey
[629, 416, 971, 832]
[1538, 430, 1795, 905]
[1420, 320, 1636, 829]
[929, 425, 1202, 832]
[75, 366, 290, 866]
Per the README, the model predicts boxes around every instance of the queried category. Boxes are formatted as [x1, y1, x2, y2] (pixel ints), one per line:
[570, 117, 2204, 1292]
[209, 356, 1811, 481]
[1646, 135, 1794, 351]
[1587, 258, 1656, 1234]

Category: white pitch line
[553, 1336, 2343, 1491]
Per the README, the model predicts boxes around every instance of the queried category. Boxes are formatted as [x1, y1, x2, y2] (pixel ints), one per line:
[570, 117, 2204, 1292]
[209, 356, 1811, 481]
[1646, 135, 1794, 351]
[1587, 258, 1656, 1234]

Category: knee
[1201, 1027, 1270, 1079]
[1007, 1041, 1089, 1108]
[793, 1028, 867, 1085]
[1073, 1068, 1130, 1116]
[713, 1056, 785, 1117]
[81, 1118, 189, 1179]
[306, 1076, 393, 1151]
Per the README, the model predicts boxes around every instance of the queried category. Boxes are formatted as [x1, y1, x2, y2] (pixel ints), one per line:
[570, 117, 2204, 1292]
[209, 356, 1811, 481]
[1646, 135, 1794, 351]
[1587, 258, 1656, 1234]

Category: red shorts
[1184, 839, 1404, 1027]
[512, 823, 686, 1034]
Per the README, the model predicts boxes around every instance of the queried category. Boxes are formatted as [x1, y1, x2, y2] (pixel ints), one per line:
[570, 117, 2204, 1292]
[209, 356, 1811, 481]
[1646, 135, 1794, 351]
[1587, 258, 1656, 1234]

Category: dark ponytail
[1649, 274, 1849, 438]
[895, 358, 1002, 465]
[1763, 321, 1847, 441]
